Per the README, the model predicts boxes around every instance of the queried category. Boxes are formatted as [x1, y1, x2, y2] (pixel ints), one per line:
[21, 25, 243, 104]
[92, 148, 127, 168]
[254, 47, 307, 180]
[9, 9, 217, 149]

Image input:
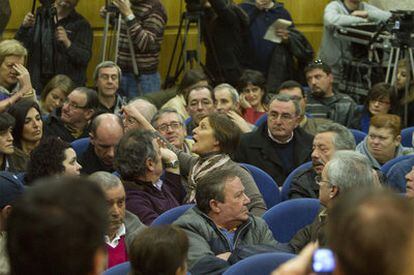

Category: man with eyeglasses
[151, 108, 194, 155]
[234, 94, 313, 186]
[277, 80, 333, 136]
[44, 87, 98, 142]
[94, 61, 126, 115]
[185, 85, 215, 136]
[304, 61, 359, 128]
[79, 114, 124, 175]
[288, 150, 377, 254]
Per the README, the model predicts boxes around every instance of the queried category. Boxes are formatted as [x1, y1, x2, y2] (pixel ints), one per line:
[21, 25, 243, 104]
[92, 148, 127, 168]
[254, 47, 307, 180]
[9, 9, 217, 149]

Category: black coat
[234, 123, 313, 186]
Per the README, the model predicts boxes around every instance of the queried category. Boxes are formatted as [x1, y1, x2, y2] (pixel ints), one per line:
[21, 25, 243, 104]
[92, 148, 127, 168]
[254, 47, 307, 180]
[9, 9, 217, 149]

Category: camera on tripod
[185, 0, 204, 13]
[388, 10, 414, 47]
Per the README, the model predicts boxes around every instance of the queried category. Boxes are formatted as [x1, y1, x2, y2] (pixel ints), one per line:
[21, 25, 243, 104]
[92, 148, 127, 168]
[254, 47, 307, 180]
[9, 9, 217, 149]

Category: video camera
[389, 10, 414, 47]
[185, 0, 204, 13]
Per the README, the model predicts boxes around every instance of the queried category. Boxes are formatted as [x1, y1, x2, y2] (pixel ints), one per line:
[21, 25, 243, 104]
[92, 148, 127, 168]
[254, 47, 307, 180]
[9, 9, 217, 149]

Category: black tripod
[163, 11, 203, 89]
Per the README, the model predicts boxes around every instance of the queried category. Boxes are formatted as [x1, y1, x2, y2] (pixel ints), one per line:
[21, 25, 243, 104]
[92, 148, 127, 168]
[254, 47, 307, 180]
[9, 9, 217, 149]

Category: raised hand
[22, 12, 35, 28]
[55, 26, 71, 48]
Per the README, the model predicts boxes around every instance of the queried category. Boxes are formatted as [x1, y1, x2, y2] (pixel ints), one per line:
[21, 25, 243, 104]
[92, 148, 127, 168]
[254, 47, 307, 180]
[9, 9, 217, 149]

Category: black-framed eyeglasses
[63, 99, 88, 110]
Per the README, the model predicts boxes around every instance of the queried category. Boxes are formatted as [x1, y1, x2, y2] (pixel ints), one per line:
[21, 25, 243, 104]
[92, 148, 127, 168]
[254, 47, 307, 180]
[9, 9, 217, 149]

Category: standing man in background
[102, 0, 167, 97]
[0, 0, 11, 38]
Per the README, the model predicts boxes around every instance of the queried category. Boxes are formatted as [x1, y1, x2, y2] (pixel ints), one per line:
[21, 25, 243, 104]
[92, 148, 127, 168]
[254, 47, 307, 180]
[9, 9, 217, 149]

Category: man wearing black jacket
[15, 0, 92, 92]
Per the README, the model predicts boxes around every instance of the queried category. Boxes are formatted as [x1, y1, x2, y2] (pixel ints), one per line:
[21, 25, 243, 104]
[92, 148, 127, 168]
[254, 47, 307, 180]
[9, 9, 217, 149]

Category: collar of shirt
[105, 223, 126, 248]
[267, 128, 294, 144]
[153, 179, 163, 191]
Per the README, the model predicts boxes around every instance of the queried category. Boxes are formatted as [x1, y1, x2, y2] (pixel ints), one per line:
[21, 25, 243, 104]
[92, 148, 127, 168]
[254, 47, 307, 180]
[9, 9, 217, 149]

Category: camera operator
[99, 0, 167, 97]
[15, 0, 93, 93]
[199, 0, 250, 87]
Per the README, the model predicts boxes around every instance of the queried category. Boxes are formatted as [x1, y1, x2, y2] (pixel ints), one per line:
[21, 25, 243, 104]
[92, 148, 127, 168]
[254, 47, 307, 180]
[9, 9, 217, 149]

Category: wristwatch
[164, 159, 179, 169]
[125, 14, 135, 22]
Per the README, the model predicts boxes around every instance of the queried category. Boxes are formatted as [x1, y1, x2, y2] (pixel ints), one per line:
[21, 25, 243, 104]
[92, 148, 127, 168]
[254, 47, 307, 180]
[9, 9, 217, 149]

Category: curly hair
[25, 137, 71, 185]
[115, 129, 158, 181]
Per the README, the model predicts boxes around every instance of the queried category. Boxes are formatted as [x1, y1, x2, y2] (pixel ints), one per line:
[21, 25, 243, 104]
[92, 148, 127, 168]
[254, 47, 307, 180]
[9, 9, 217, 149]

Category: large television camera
[389, 10, 414, 47]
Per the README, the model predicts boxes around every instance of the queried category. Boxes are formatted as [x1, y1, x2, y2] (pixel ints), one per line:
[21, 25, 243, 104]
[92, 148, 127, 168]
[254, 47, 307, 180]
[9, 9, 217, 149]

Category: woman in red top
[238, 69, 268, 124]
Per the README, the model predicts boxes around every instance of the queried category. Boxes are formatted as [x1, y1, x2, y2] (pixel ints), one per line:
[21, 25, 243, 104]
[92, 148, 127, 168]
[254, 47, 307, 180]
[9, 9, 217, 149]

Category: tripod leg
[386, 47, 395, 83]
[391, 48, 401, 85]
[100, 13, 111, 62]
[114, 13, 122, 63]
[409, 48, 414, 81]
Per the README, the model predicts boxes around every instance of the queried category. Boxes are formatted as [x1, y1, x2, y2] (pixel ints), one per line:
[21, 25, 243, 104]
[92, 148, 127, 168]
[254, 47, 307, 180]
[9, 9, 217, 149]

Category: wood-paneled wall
[3, 0, 329, 86]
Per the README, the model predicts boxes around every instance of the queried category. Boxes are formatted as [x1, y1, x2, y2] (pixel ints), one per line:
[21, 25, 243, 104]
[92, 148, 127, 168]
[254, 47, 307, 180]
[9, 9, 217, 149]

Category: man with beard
[234, 94, 313, 185]
[288, 123, 356, 199]
[44, 87, 98, 142]
[89, 172, 145, 269]
[15, 0, 93, 92]
[305, 62, 359, 128]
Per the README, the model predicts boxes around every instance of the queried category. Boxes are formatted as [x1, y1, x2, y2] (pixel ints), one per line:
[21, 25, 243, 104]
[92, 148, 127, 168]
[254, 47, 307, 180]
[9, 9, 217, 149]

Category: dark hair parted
[364, 82, 398, 114]
[238, 69, 267, 102]
[277, 80, 305, 97]
[304, 60, 332, 75]
[195, 168, 240, 214]
[177, 68, 209, 96]
[25, 136, 71, 185]
[7, 100, 42, 149]
[207, 112, 241, 154]
[7, 177, 108, 275]
[115, 129, 158, 181]
[327, 188, 414, 275]
[40, 74, 74, 102]
[0, 112, 15, 132]
[130, 225, 189, 275]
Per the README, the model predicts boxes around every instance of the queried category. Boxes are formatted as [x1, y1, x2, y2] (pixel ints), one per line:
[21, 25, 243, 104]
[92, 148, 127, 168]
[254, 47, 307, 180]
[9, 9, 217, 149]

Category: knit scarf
[186, 153, 231, 203]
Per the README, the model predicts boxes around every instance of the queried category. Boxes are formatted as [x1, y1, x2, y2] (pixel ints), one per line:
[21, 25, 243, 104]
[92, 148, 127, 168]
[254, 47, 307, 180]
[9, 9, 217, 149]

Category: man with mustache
[89, 171, 145, 269]
[305, 62, 359, 128]
[289, 123, 356, 199]
[15, 0, 93, 92]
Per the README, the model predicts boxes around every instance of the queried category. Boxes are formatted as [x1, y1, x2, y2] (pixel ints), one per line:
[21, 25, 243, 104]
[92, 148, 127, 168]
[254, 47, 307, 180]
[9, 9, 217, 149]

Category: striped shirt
[117, 0, 167, 75]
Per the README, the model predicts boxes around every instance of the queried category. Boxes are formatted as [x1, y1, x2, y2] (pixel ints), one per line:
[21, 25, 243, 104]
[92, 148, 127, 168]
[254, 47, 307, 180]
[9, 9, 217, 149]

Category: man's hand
[99, 6, 108, 19]
[351, 10, 368, 18]
[276, 28, 289, 42]
[255, 0, 274, 10]
[216, 252, 231, 261]
[22, 12, 35, 28]
[112, 0, 133, 17]
[55, 26, 71, 48]
[271, 243, 318, 275]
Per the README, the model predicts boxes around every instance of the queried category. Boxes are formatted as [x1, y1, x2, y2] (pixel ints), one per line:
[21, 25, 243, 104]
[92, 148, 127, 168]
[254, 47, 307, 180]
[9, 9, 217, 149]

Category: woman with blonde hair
[39, 74, 74, 115]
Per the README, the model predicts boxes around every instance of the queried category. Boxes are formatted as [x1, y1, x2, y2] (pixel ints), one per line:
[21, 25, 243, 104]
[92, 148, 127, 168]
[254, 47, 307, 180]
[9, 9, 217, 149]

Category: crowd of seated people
[2, 0, 414, 274]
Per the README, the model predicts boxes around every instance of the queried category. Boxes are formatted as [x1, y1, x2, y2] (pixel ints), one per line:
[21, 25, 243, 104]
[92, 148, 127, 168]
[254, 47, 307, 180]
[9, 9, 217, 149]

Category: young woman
[8, 100, 43, 156]
[25, 136, 82, 185]
[40, 74, 74, 115]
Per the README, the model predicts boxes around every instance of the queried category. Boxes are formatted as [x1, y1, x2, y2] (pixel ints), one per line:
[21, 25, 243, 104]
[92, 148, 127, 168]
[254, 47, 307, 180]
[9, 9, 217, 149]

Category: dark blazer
[79, 144, 114, 175]
[44, 109, 90, 143]
[234, 122, 313, 186]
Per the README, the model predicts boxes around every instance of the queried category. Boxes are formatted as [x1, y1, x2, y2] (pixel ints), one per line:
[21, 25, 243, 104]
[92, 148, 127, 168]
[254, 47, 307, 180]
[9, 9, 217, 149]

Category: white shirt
[104, 224, 126, 248]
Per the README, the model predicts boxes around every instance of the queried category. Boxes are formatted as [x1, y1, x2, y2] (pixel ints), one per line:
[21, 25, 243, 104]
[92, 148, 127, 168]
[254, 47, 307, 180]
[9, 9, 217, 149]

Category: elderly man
[277, 80, 333, 136]
[289, 123, 355, 199]
[185, 85, 215, 136]
[305, 62, 359, 128]
[0, 113, 27, 172]
[123, 98, 157, 132]
[115, 129, 185, 225]
[15, 0, 93, 92]
[151, 108, 193, 154]
[0, 172, 24, 275]
[44, 87, 98, 142]
[214, 83, 253, 133]
[174, 168, 277, 274]
[234, 94, 313, 185]
[79, 114, 124, 174]
[288, 150, 377, 254]
[94, 61, 126, 114]
[0, 40, 35, 112]
[6, 177, 108, 275]
[89, 171, 145, 269]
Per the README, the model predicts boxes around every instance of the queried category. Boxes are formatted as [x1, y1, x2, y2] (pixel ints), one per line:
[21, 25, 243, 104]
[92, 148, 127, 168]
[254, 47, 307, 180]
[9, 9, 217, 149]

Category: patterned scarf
[186, 153, 231, 203]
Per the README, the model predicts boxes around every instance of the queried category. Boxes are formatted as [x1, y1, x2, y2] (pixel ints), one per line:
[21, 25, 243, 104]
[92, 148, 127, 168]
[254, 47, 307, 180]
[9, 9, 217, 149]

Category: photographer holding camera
[100, 0, 167, 97]
[15, 0, 93, 93]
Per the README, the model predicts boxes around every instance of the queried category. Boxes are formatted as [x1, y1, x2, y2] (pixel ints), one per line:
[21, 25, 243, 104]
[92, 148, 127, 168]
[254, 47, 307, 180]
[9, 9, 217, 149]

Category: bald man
[79, 113, 124, 174]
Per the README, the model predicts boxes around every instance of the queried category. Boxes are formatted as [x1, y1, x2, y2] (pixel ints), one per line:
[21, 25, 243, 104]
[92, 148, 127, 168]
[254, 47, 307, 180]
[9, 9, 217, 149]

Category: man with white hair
[288, 150, 377, 254]
[122, 98, 157, 132]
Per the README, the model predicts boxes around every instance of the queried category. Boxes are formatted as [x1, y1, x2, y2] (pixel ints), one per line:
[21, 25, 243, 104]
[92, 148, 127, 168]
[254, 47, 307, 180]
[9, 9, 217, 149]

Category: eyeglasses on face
[63, 99, 88, 109]
[157, 122, 183, 132]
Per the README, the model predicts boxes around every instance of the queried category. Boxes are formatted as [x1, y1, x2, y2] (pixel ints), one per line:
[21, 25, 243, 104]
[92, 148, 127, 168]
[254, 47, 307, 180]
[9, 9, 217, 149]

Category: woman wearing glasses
[357, 82, 399, 133]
